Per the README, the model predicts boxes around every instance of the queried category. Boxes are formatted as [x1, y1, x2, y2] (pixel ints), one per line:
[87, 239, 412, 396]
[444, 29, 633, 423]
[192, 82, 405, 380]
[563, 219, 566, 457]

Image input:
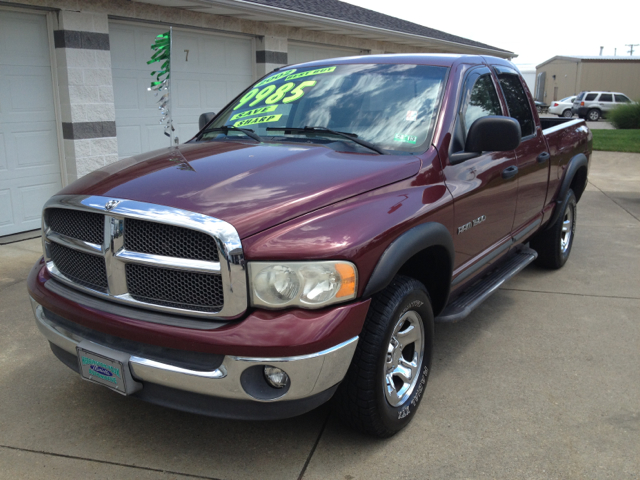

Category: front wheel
[333, 276, 434, 438]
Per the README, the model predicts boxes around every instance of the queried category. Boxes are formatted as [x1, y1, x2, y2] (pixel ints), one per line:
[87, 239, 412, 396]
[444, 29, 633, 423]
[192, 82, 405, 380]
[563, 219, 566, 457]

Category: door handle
[502, 165, 518, 179]
[537, 152, 550, 163]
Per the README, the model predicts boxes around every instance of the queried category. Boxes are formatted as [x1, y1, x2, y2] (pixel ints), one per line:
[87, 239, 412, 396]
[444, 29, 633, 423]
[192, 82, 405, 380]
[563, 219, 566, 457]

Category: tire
[333, 275, 434, 438]
[587, 109, 600, 121]
[531, 189, 577, 269]
[562, 109, 572, 118]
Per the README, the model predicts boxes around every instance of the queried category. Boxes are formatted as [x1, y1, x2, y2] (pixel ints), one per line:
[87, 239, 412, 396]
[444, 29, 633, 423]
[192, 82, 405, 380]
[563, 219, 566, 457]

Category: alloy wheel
[383, 310, 424, 407]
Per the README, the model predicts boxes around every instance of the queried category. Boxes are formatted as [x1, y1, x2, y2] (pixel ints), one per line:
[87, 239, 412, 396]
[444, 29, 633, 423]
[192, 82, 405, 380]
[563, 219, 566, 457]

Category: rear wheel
[562, 109, 572, 118]
[587, 109, 600, 121]
[334, 276, 434, 438]
[531, 189, 577, 269]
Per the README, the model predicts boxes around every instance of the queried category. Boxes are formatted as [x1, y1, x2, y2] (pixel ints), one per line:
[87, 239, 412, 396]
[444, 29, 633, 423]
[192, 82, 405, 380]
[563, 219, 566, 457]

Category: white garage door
[110, 23, 254, 158]
[288, 43, 366, 65]
[0, 11, 62, 237]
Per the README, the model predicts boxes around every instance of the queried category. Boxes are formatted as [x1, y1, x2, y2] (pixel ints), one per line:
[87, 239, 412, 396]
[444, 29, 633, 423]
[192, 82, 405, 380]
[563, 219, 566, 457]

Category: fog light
[264, 366, 289, 389]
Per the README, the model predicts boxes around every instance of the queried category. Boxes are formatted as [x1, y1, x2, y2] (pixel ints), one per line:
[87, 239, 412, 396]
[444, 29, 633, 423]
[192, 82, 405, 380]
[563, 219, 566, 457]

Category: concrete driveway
[1, 151, 638, 479]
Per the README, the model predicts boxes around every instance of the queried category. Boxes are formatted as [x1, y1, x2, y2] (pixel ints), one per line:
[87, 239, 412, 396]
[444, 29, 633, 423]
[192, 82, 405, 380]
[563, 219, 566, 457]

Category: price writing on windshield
[233, 81, 318, 110]
[230, 105, 278, 121]
[234, 114, 282, 128]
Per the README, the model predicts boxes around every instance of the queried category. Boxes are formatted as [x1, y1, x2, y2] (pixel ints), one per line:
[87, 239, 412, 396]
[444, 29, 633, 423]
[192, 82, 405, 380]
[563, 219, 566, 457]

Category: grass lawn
[591, 129, 640, 153]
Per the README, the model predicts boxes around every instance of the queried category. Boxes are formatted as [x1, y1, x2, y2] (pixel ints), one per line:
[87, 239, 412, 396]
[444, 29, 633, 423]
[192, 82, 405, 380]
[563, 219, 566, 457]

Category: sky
[342, 0, 638, 69]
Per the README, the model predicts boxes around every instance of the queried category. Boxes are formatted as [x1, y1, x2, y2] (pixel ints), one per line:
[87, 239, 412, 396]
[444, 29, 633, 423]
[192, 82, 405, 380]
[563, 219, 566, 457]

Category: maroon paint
[28, 259, 369, 357]
[243, 148, 453, 297]
[58, 140, 420, 239]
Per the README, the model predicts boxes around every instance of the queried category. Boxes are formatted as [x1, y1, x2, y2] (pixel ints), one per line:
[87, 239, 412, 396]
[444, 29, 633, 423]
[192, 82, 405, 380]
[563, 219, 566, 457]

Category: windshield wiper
[200, 126, 262, 143]
[266, 126, 384, 154]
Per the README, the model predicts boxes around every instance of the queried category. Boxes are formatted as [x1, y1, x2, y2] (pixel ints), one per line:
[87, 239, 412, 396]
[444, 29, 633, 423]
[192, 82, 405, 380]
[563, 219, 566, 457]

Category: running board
[436, 247, 538, 323]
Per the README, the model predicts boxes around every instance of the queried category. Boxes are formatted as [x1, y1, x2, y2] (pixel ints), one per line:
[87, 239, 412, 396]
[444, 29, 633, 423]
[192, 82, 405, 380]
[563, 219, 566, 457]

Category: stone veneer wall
[8, 0, 455, 182]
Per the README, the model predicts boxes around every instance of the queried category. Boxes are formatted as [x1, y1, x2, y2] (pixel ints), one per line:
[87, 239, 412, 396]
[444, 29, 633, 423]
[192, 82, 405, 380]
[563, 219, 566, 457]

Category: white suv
[572, 91, 632, 121]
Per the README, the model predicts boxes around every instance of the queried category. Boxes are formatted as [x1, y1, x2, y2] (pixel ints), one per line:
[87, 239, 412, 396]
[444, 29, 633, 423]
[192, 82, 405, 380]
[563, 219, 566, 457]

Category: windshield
[202, 63, 448, 154]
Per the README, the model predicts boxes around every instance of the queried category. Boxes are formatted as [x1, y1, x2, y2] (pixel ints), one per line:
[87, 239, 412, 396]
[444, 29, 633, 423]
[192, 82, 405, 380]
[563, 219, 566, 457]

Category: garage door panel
[113, 76, 140, 110]
[174, 33, 202, 71]
[0, 11, 62, 236]
[111, 22, 254, 158]
[145, 124, 167, 152]
[0, 133, 6, 171]
[0, 189, 13, 227]
[114, 125, 142, 158]
[205, 81, 227, 109]
[0, 12, 50, 67]
[226, 39, 254, 72]
[13, 126, 59, 169]
[176, 79, 201, 108]
[7, 68, 56, 116]
[19, 180, 60, 222]
[201, 37, 226, 67]
[109, 27, 138, 68]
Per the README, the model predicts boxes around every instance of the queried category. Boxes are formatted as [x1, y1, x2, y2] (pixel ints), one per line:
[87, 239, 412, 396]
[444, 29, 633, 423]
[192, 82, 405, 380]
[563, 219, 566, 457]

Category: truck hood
[59, 141, 420, 238]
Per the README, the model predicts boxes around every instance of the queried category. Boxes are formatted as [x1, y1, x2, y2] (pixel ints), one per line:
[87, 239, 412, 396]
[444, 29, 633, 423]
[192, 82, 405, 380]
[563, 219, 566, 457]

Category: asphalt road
[0, 151, 638, 479]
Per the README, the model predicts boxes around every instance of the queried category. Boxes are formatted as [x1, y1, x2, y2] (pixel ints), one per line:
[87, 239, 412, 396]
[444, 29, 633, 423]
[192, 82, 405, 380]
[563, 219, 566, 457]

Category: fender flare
[362, 222, 454, 299]
[545, 152, 588, 229]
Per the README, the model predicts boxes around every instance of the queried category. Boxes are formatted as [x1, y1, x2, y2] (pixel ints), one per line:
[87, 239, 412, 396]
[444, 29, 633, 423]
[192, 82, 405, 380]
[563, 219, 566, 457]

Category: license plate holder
[77, 347, 128, 395]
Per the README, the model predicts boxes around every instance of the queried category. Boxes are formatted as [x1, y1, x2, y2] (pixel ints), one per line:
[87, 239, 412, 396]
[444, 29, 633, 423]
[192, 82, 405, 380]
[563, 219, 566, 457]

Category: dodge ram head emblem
[104, 200, 121, 211]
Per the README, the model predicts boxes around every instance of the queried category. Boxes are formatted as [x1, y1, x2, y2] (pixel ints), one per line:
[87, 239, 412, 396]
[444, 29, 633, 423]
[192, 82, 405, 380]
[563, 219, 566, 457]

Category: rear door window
[599, 94, 613, 102]
[615, 94, 631, 103]
[494, 67, 535, 137]
[585, 93, 598, 101]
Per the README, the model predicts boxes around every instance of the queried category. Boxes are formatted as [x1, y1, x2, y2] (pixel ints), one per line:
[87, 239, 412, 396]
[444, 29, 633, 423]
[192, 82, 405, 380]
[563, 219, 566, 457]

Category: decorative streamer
[147, 27, 175, 145]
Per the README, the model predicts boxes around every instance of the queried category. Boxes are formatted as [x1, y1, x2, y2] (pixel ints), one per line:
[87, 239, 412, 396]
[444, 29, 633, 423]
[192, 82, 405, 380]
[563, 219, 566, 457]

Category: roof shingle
[242, 0, 512, 54]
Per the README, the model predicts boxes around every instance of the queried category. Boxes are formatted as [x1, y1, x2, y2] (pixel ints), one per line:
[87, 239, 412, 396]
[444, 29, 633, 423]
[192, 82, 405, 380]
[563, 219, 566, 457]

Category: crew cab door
[442, 67, 518, 280]
[493, 66, 549, 231]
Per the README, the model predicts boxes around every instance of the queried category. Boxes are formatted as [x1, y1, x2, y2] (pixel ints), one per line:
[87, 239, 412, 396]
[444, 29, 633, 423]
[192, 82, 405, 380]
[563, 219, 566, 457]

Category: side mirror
[465, 116, 521, 153]
[199, 112, 216, 130]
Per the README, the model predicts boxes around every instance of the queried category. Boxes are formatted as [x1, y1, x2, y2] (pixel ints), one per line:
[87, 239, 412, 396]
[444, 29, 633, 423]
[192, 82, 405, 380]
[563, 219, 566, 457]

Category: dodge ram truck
[27, 54, 592, 438]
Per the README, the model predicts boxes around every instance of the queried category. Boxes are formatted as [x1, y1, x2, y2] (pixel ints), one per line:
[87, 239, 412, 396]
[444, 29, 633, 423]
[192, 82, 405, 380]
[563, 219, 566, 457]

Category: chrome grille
[49, 242, 108, 292]
[47, 208, 104, 244]
[126, 264, 224, 312]
[42, 196, 247, 320]
[124, 218, 219, 262]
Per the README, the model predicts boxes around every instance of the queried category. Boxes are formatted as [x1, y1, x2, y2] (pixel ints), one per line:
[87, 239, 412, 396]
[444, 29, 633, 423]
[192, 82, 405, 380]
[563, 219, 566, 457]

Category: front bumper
[31, 298, 358, 419]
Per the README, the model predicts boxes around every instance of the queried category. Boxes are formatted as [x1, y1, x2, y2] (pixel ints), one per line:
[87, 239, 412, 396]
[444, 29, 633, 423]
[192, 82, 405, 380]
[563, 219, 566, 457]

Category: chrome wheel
[383, 310, 424, 407]
[560, 204, 574, 254]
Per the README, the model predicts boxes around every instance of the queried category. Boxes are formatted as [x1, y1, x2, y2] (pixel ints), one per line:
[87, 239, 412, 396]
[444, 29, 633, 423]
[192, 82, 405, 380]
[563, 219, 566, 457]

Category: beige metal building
[535, 56, 640, 104]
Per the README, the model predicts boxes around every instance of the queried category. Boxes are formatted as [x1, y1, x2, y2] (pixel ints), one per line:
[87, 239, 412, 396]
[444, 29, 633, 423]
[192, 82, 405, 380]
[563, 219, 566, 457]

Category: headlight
[248, 261, 357, 309]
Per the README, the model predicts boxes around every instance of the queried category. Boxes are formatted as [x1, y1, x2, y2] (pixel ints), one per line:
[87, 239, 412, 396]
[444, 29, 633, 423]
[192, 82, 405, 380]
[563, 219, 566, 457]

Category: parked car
[534, 100, 548, 113]
[572, 91, 632, 121]
[549, 96, 576, 117]
[28, 54, 592, 438]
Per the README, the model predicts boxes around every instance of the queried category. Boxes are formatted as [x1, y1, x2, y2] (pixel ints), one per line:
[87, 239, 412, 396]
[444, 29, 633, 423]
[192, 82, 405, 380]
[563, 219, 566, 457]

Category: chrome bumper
[31, 299, 358, 402]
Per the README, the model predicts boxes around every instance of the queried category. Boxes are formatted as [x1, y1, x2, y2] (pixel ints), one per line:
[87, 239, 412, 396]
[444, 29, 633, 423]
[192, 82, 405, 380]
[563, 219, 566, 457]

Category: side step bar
[436, 247, 538, 323]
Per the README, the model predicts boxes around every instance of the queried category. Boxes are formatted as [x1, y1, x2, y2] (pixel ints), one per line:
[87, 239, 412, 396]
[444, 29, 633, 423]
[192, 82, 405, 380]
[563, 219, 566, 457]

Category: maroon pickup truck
[28, 54, 591, 438]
